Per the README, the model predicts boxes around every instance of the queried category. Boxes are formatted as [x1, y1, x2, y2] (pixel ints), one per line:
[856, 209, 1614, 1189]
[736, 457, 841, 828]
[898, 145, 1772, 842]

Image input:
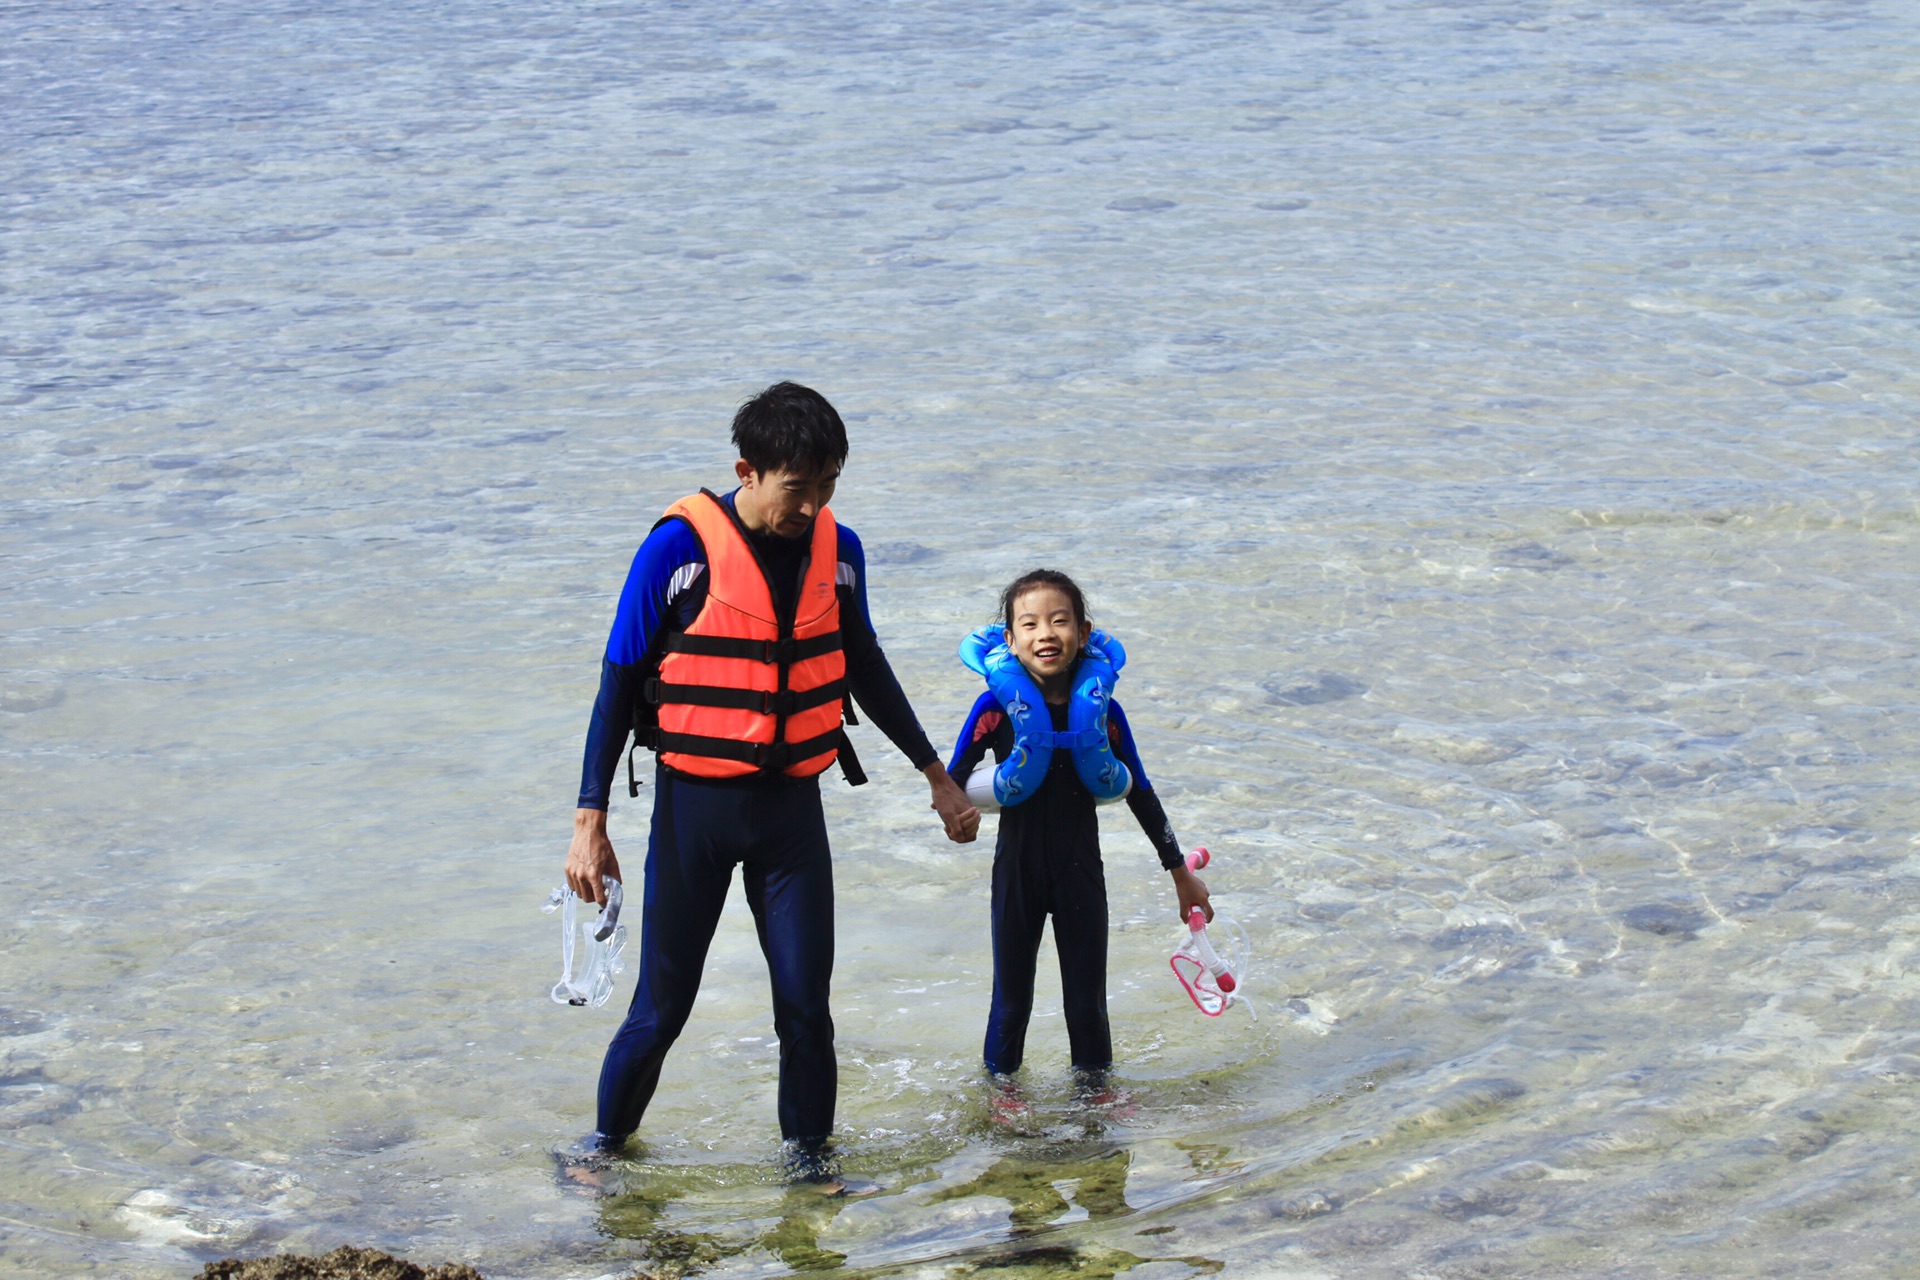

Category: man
[564, 382, 978, 1176]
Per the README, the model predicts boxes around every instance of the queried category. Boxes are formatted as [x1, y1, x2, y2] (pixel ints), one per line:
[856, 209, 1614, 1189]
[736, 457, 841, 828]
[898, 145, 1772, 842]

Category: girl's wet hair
[1000, 568, 1088, 630]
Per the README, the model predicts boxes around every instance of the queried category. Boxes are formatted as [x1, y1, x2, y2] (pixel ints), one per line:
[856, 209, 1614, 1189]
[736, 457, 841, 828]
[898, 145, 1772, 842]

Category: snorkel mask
[1170, 848, 1255, 1020]
[543, 876, 627, 1008]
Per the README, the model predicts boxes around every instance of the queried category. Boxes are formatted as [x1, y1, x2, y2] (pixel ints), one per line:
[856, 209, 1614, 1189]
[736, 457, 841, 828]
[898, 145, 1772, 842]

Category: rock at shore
[196, 1245, 485, 1280]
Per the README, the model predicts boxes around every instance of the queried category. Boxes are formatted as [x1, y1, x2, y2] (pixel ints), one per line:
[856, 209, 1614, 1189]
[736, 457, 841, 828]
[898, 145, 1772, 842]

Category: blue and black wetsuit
[579, 491, 939, 1147]
[947, 692, 1183, 1075]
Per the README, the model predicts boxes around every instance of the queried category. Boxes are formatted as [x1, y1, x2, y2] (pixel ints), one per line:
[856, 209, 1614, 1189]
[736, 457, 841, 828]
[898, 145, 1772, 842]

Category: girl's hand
[1170, 865, 1212, 924]
[925, 762, 981, 843]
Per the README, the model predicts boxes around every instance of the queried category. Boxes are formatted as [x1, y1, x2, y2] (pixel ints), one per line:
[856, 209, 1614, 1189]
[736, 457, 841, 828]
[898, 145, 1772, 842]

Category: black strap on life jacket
[833, 727, 867, 785]
[661, 631, 843, 664]
[644, 676, 845, 717]
[634, 677, 865, 790]
[647, 725, 856, 774]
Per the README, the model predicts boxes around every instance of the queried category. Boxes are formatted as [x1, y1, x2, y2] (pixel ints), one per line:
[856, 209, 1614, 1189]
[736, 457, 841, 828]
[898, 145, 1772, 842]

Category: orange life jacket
[645, 490, 850, 781]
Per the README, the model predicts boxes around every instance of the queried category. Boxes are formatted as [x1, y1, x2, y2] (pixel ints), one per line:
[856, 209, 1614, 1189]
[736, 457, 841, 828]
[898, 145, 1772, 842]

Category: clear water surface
[3, 0, 1918, 1277]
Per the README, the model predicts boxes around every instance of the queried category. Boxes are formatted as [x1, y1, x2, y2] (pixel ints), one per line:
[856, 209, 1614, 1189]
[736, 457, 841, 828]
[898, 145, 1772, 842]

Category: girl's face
[1007, 585, 1090, 687]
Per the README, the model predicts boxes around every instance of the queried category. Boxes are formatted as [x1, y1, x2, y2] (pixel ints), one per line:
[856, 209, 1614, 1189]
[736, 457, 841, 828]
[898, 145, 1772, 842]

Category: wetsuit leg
[741, 781, 837, 1143]
[983, 839, 1050, 1075]
[595, 771, 738, 1142]
[1052, 850, 1112, 1073]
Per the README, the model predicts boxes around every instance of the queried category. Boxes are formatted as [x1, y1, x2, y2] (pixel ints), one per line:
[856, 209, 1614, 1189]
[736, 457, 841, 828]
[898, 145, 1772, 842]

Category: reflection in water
[929, 1145, 1133, 1233]
[597, 1177, 854, 1274]
[587, 1138, 1234, 1278]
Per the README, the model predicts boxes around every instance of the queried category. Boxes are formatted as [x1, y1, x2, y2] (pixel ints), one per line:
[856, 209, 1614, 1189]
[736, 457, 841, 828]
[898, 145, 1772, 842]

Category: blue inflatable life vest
[958, 624, 1133, 807]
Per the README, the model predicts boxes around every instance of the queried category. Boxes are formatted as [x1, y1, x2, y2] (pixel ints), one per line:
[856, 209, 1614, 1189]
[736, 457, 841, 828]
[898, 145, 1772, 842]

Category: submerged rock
[0, 684, 64, 713]
[1493, 541, 1575, 570]
[1263, 672, 1368, 706]
[1270, 1190, 1341, 1219]
[1429, 1185, 1521, 1219]
[196, 1246, 484, 1280]
[1622, 903, 1710, 938]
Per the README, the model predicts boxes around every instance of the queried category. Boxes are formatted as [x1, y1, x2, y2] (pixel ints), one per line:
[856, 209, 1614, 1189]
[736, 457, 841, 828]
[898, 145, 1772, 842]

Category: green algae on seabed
[196, 1245, 484, 1280]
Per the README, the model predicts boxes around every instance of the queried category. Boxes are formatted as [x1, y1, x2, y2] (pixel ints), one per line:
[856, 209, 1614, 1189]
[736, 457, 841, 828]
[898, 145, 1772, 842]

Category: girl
[947, 569, 1210, 1081]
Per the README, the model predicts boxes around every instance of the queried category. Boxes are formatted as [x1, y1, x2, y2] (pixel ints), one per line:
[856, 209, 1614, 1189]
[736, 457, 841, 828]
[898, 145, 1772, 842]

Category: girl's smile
[1008, 585, 1090, 702]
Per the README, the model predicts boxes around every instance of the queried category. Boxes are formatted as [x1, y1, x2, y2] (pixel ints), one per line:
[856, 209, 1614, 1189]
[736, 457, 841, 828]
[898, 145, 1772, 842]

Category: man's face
[734, 461, 840, 538]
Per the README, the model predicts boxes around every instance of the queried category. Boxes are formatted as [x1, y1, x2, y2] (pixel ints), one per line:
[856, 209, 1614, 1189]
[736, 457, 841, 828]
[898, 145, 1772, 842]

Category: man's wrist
[575, 806, 609, 828]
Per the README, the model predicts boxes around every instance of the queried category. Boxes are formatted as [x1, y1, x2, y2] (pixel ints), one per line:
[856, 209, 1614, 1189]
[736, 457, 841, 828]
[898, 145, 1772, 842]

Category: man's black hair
[731, 382, 850, 478]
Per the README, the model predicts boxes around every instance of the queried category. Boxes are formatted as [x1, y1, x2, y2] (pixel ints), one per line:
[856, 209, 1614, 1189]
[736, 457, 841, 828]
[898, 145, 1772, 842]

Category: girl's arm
[946, 690, 1009, 786]
[1110, 701, 1213, 923]
[1108, 701, 1181, 867]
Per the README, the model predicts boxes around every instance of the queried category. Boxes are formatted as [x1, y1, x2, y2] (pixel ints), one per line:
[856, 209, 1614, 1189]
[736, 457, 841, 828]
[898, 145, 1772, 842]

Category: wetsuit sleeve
[836, 524, 941, 771]
[946, 691, 1009, 782]
[1110, 701, 1185, 869]
[576, 519, 706, 810]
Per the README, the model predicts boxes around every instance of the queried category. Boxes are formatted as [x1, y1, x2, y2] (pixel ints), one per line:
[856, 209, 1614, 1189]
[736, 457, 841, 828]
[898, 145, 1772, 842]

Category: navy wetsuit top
[945, 691, 1185, 870]
[578, 490, 940, 808]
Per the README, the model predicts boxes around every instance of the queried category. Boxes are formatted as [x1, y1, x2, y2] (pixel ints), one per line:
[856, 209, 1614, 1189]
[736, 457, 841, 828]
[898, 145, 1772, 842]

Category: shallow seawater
[4, 0, 1919, 1277]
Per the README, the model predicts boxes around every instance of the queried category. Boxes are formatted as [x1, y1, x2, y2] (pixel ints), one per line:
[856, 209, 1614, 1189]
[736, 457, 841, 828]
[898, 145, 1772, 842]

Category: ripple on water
[1404, 1078, 1530, 1132]
[869, 541, 939, 565]
[0, 1009, 51, 1036]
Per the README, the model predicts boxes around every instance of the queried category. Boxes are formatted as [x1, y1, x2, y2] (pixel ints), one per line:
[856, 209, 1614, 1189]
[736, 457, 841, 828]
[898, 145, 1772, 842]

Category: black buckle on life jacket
[762, 638, 811, 665]
[746, 740, 794, 770]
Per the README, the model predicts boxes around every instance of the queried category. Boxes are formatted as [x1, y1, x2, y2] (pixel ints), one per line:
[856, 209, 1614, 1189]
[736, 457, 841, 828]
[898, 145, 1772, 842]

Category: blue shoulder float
[958, 624, 1133, 807]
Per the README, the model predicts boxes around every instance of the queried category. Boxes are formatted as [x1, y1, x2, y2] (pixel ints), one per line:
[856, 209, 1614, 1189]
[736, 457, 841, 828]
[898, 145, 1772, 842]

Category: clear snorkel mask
[543, 876, 627, 1008]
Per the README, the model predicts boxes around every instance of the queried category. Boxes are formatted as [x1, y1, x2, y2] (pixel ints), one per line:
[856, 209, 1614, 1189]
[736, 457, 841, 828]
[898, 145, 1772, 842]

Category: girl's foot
[987, 1075, 1032, 1126]
[1073, 1070, 1137, 1119]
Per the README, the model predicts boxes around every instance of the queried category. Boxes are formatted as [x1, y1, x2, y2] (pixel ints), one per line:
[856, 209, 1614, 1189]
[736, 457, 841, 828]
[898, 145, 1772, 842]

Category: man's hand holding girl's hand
[925, 763, 981, 843]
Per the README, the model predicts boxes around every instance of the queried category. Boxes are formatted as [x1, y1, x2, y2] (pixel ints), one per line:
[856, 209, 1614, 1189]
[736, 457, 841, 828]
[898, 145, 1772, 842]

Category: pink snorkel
[1170, 847, 1255, 1019]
